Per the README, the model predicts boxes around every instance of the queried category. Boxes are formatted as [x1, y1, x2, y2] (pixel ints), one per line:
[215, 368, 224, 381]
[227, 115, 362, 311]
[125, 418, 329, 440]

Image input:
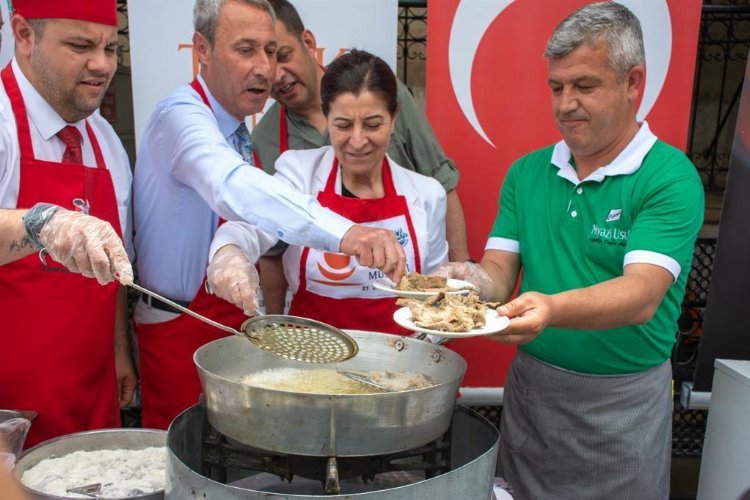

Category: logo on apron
[394, 227, 409, 247]
[72, 198, 91, 214]
[313, 252, 360, 286]
[304, 215, 416, 299]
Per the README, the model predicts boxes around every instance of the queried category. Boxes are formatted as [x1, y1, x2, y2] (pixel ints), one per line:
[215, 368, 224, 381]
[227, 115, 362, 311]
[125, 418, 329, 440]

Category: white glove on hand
[433, 261, 495, 301]
[207, 245, 260, 316]
[38, 209, 133, 286]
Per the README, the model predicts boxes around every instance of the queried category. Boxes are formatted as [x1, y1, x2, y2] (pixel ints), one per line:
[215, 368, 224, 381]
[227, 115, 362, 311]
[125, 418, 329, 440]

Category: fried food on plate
[397, 292, 500, 332]
[395, 272, 448, 291]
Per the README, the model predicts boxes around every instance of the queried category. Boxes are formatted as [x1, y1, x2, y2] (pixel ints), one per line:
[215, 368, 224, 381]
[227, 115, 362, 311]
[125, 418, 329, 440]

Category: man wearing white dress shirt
[0, 0, 136, 447]
[132, 0, 405, 429]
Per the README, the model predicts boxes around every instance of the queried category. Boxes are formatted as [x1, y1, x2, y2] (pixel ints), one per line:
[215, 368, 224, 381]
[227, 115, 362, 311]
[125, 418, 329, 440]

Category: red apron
[288, 158, 421, 334]
[0, 63, 121, 448]
[250, 104, 289, 169]
[133, 78, 248, 430]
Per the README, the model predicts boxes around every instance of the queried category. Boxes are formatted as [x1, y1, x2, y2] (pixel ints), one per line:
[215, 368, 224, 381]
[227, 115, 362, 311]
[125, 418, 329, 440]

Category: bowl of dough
[15, 428, 166, 499]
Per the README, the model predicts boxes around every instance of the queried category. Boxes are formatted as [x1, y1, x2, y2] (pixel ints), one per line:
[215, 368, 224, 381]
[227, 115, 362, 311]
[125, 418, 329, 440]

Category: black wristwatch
[22, 203, 61, 250]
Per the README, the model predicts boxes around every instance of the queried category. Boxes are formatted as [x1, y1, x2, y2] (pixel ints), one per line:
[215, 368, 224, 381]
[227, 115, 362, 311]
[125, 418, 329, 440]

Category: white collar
[196, 74, 243, 140]
[11, 58, 87, 141]
[550, 121, 658, 184]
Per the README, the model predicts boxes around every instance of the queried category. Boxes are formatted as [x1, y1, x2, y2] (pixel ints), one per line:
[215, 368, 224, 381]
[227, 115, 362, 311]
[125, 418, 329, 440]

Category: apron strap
[189, 78, 212, 110]
[324, 156, 340, 193]
[252, 149, 262, 169]
[381, 158, 397, 197]
[84, 121, 106, 169]
[1, 63, 35, 159]
[279, 105, 289, 154]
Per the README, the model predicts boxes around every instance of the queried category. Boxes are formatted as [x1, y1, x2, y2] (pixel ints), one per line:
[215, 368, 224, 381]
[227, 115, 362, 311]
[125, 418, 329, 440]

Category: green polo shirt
[250, 80, 460, 192]
[488, 124, 704, 374]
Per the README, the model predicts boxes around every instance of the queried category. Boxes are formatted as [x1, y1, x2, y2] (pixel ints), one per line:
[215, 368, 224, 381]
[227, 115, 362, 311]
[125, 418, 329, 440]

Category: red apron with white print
[0, 63, 121, 448]
[288, 157, 420, 334]
[133, 78, 248, 430]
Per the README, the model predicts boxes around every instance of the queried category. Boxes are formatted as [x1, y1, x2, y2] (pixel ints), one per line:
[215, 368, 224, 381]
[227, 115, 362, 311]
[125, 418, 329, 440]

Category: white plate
[373, 278, 476, 300]
[393, 307, 510, 338]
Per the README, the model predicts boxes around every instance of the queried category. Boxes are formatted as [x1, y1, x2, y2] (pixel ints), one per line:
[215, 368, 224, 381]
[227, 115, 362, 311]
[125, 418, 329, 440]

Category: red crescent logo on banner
[448, 0, 671, 150]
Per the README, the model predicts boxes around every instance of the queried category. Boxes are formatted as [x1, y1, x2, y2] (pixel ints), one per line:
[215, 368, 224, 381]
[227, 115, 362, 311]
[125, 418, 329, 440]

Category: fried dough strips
[397, 292, 498, 332]
[395, 272, 448, 291]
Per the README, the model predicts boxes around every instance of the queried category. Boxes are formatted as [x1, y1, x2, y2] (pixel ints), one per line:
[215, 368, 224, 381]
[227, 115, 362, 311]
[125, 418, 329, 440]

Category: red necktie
[57, 126, 83, 164]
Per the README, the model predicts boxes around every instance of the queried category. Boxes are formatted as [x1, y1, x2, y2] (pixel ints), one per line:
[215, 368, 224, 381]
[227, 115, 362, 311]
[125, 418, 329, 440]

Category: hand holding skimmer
[129, 283, 358, 363]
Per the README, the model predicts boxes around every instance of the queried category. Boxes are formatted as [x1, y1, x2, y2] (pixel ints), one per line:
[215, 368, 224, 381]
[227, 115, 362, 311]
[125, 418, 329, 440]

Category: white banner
[128, 0, 397, 147]
[0, 0, 13, 66]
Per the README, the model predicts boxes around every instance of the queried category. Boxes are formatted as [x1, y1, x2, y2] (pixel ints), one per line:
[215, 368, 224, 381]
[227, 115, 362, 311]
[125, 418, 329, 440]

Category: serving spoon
[335, 369, 394, 392]
[66, 482, 102, 499]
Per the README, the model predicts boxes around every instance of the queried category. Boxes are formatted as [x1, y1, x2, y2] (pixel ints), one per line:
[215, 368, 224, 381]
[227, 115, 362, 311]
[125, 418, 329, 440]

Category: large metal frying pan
[193, 330, 466, 457]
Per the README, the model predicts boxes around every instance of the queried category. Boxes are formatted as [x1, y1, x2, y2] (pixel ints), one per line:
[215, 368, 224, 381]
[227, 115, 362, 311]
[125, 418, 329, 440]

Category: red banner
[427, 0, 703, 387]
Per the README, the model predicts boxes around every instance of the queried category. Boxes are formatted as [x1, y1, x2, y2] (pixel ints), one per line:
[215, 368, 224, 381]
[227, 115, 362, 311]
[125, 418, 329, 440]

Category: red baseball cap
[11, 0, 119, 28]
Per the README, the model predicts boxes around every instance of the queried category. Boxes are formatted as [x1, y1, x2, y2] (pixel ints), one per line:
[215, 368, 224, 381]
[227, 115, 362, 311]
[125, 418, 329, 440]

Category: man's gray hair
[193, 0, 276, 45]
[545, 2, 644, 77]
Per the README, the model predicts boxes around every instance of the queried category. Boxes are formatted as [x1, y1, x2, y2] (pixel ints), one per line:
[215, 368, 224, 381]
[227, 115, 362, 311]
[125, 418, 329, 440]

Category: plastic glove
[433, 261, 495, 300]
[0, 418, 31, 457]
[207, 245, 260, 316]
[38, 209, 133, 286]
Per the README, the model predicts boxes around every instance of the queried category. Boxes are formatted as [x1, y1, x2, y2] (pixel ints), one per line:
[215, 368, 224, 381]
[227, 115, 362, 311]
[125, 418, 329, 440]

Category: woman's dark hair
[321, 49, 399, 117]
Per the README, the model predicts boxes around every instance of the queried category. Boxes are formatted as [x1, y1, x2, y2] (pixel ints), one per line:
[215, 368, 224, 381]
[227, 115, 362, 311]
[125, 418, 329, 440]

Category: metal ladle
[66, 483, 102, 499]
[128, 283, 358, 364]
[335, 369, 394, 392]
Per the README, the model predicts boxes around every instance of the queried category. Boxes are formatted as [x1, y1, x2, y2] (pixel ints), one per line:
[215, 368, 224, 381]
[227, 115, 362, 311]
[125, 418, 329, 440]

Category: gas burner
[166, 404, 500, 499]
[199, 406, 451, 494]
[230, 470, 426, 495]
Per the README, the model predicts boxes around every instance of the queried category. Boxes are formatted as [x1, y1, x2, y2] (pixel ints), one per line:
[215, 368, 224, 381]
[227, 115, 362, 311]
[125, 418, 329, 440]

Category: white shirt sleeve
[209, 221, 278, 263]
[209, 148, 330, 263]
[161, 100, 353, 252]
[423, 180, 449, 274]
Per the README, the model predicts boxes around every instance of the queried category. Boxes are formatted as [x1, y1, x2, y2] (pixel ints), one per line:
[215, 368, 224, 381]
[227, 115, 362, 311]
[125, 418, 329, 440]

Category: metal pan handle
[128, 282, 241, 337]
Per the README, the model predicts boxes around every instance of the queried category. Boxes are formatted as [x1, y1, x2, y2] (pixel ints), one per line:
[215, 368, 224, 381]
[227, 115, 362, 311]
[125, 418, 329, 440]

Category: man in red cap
[0, 0, 136, 447]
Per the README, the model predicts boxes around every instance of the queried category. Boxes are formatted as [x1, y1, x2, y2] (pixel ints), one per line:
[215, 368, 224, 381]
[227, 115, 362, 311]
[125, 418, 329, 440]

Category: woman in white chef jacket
[207, 49, 448, 334]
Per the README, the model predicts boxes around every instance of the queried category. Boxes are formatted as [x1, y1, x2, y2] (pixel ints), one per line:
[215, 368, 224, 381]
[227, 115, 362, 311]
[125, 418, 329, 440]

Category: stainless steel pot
[15, 429, 166, 499]
[193, 330, 466, 457]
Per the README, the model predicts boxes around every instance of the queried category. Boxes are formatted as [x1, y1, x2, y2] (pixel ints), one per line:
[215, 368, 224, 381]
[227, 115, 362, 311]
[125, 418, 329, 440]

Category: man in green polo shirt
[440, 3, 703, 499]
[251, 0, 470, 312]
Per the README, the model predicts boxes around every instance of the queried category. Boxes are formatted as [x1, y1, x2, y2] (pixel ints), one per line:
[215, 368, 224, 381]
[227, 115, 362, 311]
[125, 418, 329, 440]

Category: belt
[141, 294, 192, 314]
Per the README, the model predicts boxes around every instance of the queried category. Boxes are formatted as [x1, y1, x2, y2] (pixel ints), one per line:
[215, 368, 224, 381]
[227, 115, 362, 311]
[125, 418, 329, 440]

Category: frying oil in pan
[240, 368, 433, 394]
